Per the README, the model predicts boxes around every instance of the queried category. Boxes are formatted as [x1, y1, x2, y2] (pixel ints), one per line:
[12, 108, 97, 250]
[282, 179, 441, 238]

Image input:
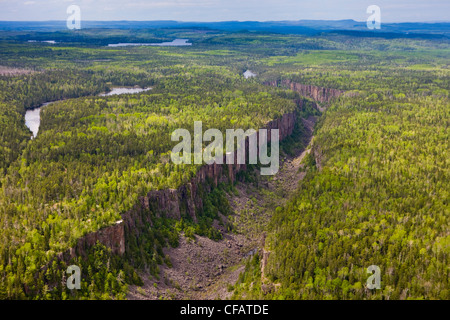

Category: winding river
[108, 39, 192, 47]
[24, 87, 152, 139]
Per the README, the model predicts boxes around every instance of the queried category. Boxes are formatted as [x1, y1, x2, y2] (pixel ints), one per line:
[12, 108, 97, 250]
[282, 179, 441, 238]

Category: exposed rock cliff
[67, 111, 297, 257]
[282, 80, 344, 103]
[61, 78, 348, 260]
[58, 219, 125, 261]
[265, 79, 348, 103]
[60, 74, 348, 258]
[67, 72, 356, 258]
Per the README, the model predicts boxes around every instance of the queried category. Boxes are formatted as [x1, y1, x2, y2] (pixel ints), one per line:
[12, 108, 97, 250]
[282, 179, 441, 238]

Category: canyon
[64, 110, 297, 260]
[61, 81, 342, 275]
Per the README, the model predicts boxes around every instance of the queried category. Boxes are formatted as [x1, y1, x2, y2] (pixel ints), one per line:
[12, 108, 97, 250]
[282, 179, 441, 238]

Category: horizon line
[1, 19, 449, 24]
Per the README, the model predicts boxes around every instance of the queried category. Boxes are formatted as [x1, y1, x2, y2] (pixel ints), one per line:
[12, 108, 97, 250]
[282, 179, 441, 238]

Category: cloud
[0, 0, 448, 22]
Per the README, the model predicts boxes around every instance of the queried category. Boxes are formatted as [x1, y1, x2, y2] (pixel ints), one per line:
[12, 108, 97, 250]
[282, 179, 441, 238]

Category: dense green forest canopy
[0, 28, 448, 299]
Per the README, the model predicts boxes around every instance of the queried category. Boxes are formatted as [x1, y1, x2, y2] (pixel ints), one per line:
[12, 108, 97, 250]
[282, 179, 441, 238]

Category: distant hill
[0, 20, 449, 37]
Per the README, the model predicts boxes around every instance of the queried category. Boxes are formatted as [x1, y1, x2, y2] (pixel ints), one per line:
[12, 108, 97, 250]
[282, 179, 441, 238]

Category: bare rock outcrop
[66, 111, 297, 258]
[265, 79, 351, 103]
[59, 78, 345, 261]
[58, 220, 125, 262]
[281, 80, 344, 103]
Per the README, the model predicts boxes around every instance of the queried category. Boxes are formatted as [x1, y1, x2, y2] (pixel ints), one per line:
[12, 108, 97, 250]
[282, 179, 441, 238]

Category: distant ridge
[0, 20, 449, 36]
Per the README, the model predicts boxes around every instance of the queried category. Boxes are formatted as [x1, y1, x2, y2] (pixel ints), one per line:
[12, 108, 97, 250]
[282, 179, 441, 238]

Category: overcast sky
[1, 0, 448, 22]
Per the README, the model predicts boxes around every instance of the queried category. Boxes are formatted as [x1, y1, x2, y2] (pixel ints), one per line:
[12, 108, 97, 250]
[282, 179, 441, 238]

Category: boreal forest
[0, 23, 448, 301]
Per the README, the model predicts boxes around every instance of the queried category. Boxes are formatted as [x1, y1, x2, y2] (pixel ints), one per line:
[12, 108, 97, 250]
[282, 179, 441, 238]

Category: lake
[108, 39, 192, 47]
[25, 87, 151, 139]
[28, 40, 57, 44]
[99, 87, 152, 96]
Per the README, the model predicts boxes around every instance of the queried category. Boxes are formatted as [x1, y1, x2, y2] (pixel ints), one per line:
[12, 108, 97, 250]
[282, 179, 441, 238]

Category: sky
[0, 0, 449, 22]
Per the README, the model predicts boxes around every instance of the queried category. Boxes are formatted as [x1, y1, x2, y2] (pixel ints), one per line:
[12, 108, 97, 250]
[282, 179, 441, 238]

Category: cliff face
[58, 220, 125, 261]
[282, 80, 344, 103]
[61, 79, 348, 259]
[265, 79, 347, 103]
[131, 111, 296, 221]
[67, 111, 296, 257]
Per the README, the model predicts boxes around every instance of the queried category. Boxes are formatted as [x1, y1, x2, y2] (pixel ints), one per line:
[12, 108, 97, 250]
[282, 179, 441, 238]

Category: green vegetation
[0, 30, 302, 299]
[0, 28, 448, 299]
[233, 37, 449, 300]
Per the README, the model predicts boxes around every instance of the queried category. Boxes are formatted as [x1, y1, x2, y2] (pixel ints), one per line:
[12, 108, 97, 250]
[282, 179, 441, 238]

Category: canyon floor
[127, 116, 316, 300]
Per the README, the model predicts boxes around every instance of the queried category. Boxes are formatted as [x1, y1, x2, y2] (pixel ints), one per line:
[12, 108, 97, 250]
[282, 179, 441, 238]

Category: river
[24, 87, 151, 139]
[108, 39, 192, 47]
[99, 87, 152, 96]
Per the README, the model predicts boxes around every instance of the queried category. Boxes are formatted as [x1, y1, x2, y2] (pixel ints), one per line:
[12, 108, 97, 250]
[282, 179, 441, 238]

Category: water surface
[28, 40, 57, 44]
[25, 102, 52, 138]
[25, 87, 151, 138]
[99, 87, 152, 96]
[108, 39, 192, 47]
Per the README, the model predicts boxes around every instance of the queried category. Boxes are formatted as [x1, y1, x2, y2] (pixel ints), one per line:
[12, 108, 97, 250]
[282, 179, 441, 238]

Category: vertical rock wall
[70, 111, 297, 256]
[265, 79, 347, 103]
[63, 79, 350, 258]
